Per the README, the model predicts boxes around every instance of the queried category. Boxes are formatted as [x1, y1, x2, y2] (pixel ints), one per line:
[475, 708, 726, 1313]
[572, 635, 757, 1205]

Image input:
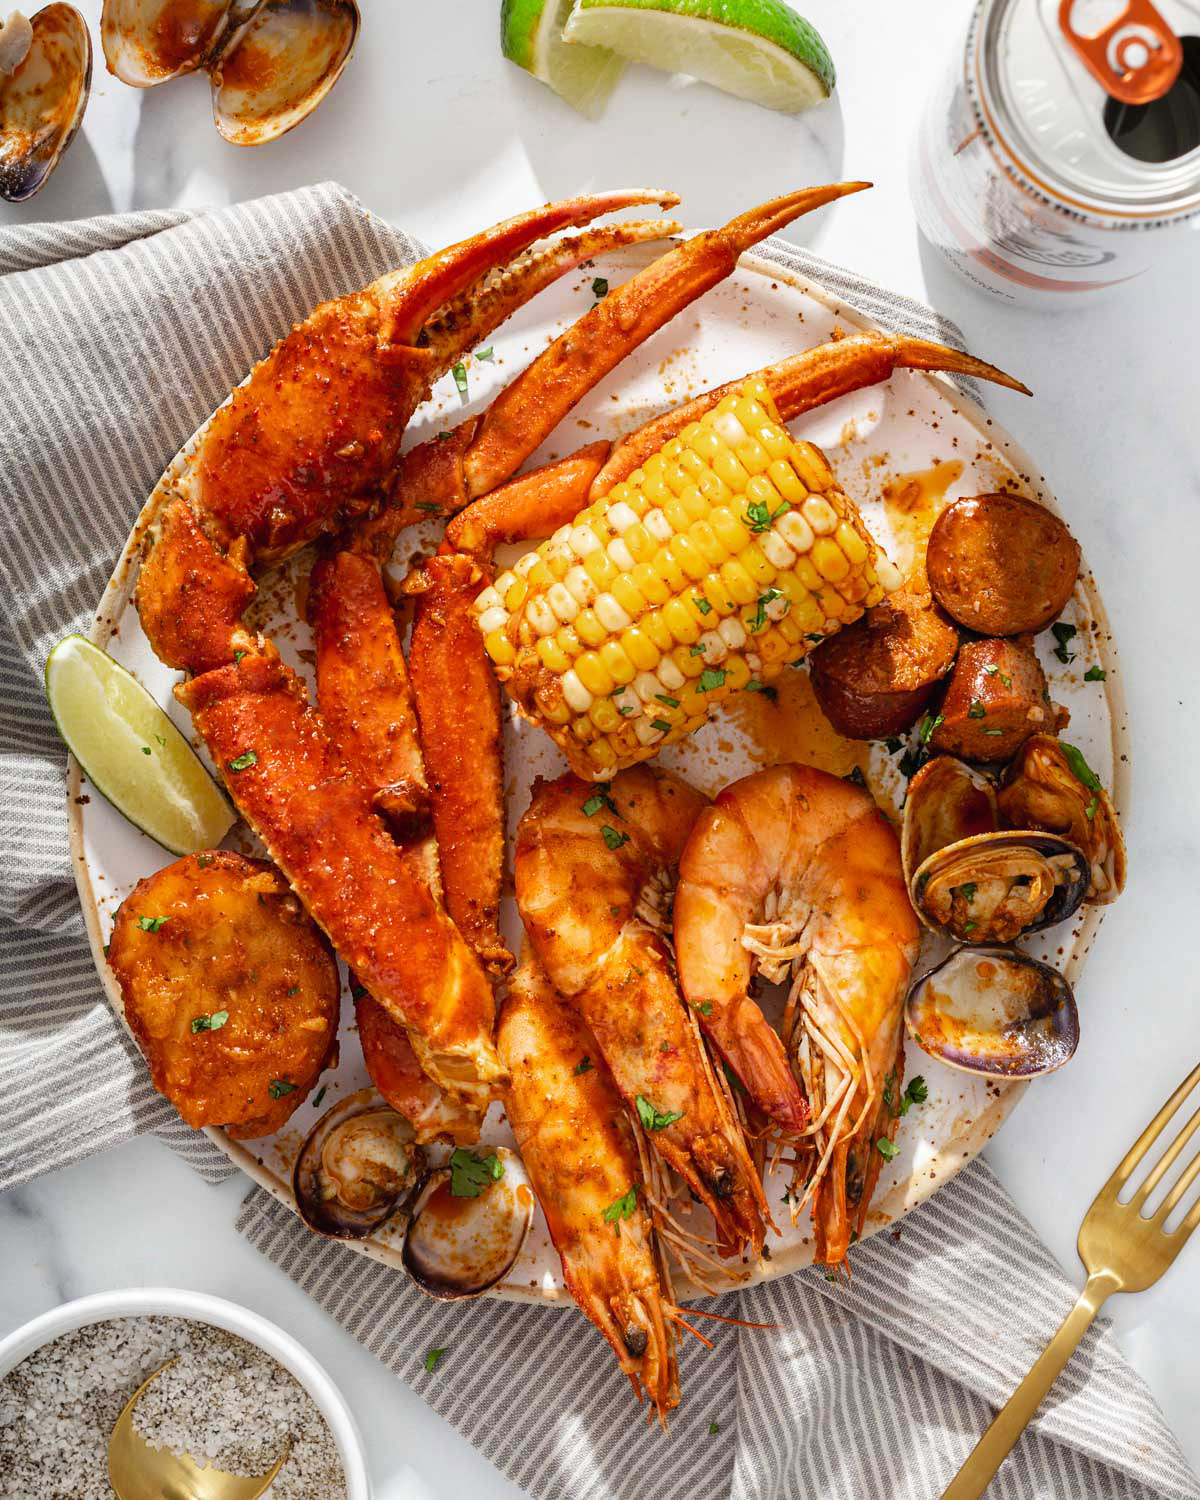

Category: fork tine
[1138, 1101, 1200, 1205]
[1154, 1142, 1200, 1226]
[1107, 1060, 1200, 1190]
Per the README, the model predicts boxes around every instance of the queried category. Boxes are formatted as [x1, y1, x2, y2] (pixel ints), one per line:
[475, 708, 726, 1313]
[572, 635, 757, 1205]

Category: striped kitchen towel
[237, 1156, 1200, 1500]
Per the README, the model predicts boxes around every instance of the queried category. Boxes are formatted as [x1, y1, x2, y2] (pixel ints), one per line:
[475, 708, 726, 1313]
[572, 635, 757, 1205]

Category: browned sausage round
[809, 589, 959, 740]
[930, 637, 1067, 761]
[926, 492, 1080, 635]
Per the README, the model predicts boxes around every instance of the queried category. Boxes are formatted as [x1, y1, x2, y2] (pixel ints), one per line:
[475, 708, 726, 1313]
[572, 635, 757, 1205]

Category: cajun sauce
[721, 668, 870, 783]
[881, 460, 963, 583]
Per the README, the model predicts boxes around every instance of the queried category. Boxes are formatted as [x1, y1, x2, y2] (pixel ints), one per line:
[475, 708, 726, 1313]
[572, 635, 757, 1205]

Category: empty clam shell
[212, 0, 358, 145]
[0, 3, 90, 203]
[402, 1147, 534, 1301]
[293, 1090, 425, 1240]
[906, 945, 1079, 1079]
[101, 0, 233, 86]
[910, 829, 1091, 944]
[998, 735, 1126, 906]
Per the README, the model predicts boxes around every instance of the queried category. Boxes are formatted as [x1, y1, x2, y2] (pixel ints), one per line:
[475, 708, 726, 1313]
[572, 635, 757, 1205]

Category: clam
[101, 0, 359, 145]
[910, 829, 1090, 944]
[293, 1090, 425, 1240]
[402, 1147, 534, 1301]
[0, 4, 91, 203]
[906, 945, 1079, 1079]
[997, 735, 1126, 905]
[902, 753, 1090, 943]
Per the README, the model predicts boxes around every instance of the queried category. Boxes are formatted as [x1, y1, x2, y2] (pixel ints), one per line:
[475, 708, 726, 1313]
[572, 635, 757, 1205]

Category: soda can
[912, 0, 1200, 304]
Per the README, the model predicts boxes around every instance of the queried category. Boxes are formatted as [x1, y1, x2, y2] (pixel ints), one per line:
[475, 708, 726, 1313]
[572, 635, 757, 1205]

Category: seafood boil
[66, 185, 1126, 1420]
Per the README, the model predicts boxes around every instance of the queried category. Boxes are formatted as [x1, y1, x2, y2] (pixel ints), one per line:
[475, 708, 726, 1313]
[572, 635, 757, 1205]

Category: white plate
[68, 243, 1129, 1303]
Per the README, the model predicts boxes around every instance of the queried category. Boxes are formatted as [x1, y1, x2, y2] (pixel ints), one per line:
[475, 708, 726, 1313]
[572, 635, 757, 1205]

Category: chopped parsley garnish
[449, 1148, 505, 1198]
[1051, 621, 1077, 663]
[234, 649, 246, 664]
[694, 595, 712, 615]
[750, 588, 784, 633]
[876, 1137, 899, 1161]
[967, 700, 986, 719]
[451, 361, 468, 396]
[690, 642, 707, 657]
[617, 703, 637, 716]
[843, 766, 867, 788]
[155, 734, 166, 746]
[424, 1347, 448, 1374]
[963, 920, 978, 934]
[636, 1095, 684, 1132]
[415, 501, 441, 513]
[806, 632, 824, 643]
[141, 745, 152, 755]
[137, 915, 168, 933]
[573, 1056, 593, 1076]
[655, 694, 680, 709]
[958, 882, 977, 903]
[190, 1010, 228, 1034]
[918, 712, 944, 745]
[1084, 665, 1106, 682]
[475, 345, 494, 362]
[1085, 795, 1099, 821]
[651, 718, 672, 732]
[984, 664, 1012, 687]
[698, 667, 726, 693]
[708, 1421, 721, 1435]
[286, 985, 300, 997]
[899, 1076, 928, 1115]
[602, 1184, 638, 1231]
[694, 1000, 713, 1016]
[581, 783, 614, 817]
[268, 1078, 296, 1099]
[311, 1085, 327, 1109]
[982, 728, 1004, 737]
[195, 853, 212, 867]
[1061, 742, 1104, 796]
[722, 1061, 746, 1096]
[436, 430, 453, 441]
[744, 498, 790, 533]
[745, 681, 777, 701]
[601, 824, 629, 851]
[591, 276, 609, 300]
[228, 750, 258, 772]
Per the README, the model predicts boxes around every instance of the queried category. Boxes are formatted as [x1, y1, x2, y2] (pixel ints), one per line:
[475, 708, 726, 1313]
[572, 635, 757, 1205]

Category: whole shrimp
[497, 952, 679, 1418]
[514, 765, 769, 1262]
[674, 764, 919, 1268]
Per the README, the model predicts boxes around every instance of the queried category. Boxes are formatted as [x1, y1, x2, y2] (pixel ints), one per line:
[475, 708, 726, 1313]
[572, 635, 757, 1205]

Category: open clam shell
[910, 829, 1091, 945]
[0, 3, 91, 203]
[906, 945, 1080, 1079]
[212, 0, 358, 145]
[293, 1090, 425, 1240]
[997, 735, 1126, 906]
[901, 755, 998, 886]
[101, 0, 358, 145]
[402, 1147, 534, 1302]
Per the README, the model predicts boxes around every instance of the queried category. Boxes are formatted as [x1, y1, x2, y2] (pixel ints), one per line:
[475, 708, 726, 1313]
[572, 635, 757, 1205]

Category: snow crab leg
[140, 193, 686, 1106]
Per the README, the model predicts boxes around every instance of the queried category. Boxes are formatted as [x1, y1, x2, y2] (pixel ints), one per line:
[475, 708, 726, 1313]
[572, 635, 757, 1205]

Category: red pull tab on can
[1059, 0, 1183, 104]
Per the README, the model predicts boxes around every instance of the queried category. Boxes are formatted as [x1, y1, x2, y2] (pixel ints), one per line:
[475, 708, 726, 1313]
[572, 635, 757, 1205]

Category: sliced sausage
[926, 492, 1080, 635]
[930, 637, 1067, 761]
[810, 588, 959, 740]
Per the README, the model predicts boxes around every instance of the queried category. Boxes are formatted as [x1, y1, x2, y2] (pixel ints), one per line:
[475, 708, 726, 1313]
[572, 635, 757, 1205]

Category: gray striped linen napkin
[0, 182, 1195, 1499]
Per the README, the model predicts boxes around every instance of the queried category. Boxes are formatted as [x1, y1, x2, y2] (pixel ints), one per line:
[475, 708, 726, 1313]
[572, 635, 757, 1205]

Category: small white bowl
[0, 1287, 370, 1498]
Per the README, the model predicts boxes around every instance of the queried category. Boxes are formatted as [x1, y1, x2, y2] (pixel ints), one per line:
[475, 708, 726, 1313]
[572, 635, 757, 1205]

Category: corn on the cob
[475, 377, 903, 779]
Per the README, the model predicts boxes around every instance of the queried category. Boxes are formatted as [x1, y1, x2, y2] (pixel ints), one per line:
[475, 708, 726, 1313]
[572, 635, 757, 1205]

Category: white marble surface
[2, 1, 1199, 1495]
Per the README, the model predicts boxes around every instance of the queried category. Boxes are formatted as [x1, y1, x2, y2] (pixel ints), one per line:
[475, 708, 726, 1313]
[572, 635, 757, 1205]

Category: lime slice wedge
[46, 634, 236, 856]
[502, 0, 626, 118]
[564, 0, 835, 113]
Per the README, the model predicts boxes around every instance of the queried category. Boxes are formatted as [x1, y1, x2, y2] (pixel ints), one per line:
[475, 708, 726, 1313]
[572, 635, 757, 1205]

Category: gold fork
[942, 1059, 1200, 1500]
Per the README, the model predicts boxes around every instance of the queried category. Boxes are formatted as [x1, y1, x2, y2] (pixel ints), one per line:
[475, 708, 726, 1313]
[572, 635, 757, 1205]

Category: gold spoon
[108, 1359, 289, 1500]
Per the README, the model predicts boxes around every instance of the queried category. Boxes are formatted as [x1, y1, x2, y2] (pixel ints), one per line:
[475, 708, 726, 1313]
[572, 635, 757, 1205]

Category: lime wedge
[46, 634, 235, 856]
[564, 0, 835, 113]
[502, 0, 626, 118]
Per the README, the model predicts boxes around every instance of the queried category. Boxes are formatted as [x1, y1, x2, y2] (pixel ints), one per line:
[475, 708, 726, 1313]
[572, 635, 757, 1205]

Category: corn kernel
[643, 509, 673, 542]
[778, 615, 804, 645]
[791, 594, 825, 633]
[621, 627, 660, 673]
[724, 656, 752, 692]
[876, 556, 904, 593]
[575, 651, 615, 697]
[720, 557, 758, 605]
[737, 439, 771, 475]
[673, 644, 705, 680]
[607, 501, 639, 534]
[503, 576, 528, 611]
[759, 631, 791, 664]
[611, 575, 646, 619]
[792, 441, 833, 490]
[710, 506, 751, 554]
[574, 608, 606, 647]
[671, 532, 709, 581]
[584, 550, 617, 591]
[547, 582, 579, 623]
[688, 520, 726, 568]
[599, 640, 636, 685]
[662, 597, 702, 645]
[537, 636, 572, 674]
[777, 511, 815, 556]
[478, 605, 508, 636]
[739, 542, 776, 587]
[768, 459, 807, 505]
[836, 521, 869, 565]
[475, 586, 502, 614]
[761, 531, 797, 570]
[594, 593, 633, 633]
[484, 629, 514, 667]
[699, 571, 735, 615]
[642, 610, 674, 652]
[679, 685, 709, 717]
[589, 698, 622, 733]
[718, 617, 747, 651]
[632, 562, 671, 606]
[623, 523, 655, 563]
[802, 495, 838, 536]
[634, 717, 665, 746]
[658, 656, 685, 691]
[679, 484, 709, 522]
[812, 538, 850, 582]
[795, 557, 823, 593]
[695, 631, 728, 665]
[569, 525, 602, 557]
[527, 558, 554, 590]
[687, 424, 721, 464]
[527, 597, 558, 637]
[607, 537, 635, 572]
[561, 671, 593, 713]
[653, 544, 688, 594]
[713, 446, 750, 492]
